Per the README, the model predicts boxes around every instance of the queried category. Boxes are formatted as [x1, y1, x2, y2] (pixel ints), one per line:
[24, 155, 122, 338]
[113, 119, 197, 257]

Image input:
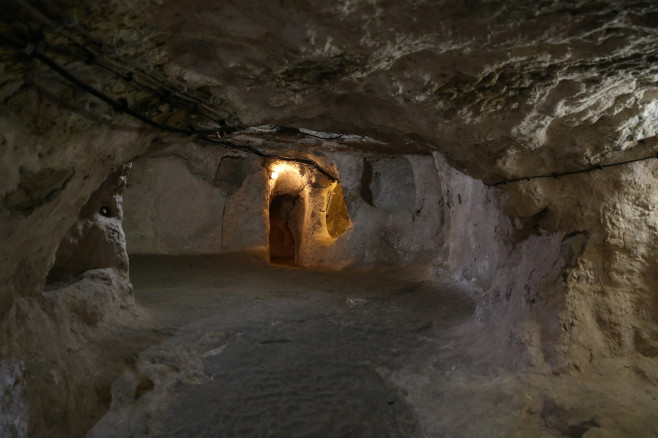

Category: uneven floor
[87, 252, 658, 438]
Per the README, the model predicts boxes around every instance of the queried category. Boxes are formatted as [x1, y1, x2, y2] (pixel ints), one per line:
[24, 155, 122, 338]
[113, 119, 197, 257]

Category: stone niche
[47, 164, 131, 284]
[214, 155, 251, 195]
[361, 156, 416, 213]
[325, 182, 350, 239]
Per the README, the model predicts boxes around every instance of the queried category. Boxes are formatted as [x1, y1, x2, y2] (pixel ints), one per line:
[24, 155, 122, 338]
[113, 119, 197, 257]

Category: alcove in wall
[325, 182, 350, 238]
[45, 165, 131, 286]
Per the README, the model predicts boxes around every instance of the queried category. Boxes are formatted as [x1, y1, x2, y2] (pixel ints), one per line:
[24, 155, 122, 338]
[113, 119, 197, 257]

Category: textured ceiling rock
[53, 0, 656, 180]
[4, 1, 658, 180]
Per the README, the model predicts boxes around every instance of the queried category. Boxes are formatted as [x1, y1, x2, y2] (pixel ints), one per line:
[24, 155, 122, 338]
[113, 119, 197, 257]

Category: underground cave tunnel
[2, 1, 658, 437]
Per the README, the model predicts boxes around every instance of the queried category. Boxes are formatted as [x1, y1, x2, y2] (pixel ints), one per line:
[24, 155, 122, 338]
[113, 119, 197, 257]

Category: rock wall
[0, 48, 157, 435]
[122, 141, 447, 270]
[431, 153, 567, 369]
[123, 157, 229, 254]
[47, 165, 132, 283]
[122, 142, 658, 375]
[431, 151, 658, 373]
[2, 1, 658, 435]
[498, 160, 658, 373]
[301, 151, 446, 268]
[1, 159, 146, 437]
[122, 145, 268, 255]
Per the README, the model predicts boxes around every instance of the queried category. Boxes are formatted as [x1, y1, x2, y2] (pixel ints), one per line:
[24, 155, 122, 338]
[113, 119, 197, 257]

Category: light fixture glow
[269, 162, 299, 180]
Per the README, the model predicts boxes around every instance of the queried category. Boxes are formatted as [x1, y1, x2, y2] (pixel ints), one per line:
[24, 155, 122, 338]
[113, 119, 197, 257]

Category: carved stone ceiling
[6, 0, 658, 179]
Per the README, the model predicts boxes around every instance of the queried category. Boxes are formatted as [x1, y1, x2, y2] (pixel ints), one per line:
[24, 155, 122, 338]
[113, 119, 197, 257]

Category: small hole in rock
[100, 206, 112, 217]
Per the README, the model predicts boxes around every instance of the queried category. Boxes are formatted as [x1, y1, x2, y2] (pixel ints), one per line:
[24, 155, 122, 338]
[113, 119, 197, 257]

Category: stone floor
[86, 252, 658, 438]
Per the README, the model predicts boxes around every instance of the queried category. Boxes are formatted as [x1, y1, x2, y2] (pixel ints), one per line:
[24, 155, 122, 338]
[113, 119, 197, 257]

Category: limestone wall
[428, 150, 658, 374]
[124, 157, 230, 254]
[2, 0, 658, 432]
[123, 150, 267, 255]
[122, 143, 446, 270]
[298, 152, 446, 268]
[0, 128, 150, 437]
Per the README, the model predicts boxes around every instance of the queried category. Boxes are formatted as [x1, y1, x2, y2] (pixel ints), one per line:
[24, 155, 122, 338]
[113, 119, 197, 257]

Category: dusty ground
[87, 252, 658, 438]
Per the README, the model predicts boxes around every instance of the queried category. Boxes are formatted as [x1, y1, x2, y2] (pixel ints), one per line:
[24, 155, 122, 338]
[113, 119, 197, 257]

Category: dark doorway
[269, 194, 298, 264]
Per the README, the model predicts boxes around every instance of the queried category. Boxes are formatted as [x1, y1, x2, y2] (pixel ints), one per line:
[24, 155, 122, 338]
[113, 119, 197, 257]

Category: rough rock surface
[78, 0, 658, 178]
[48, 165, 132, 283]
[1, 160, 148, 437]
[88, 254, 658, 438]
[123, 156, 229, 254]
[1, 0, 658, 436]
[87, 255, 467, 438]
[122, 134, 447, 268]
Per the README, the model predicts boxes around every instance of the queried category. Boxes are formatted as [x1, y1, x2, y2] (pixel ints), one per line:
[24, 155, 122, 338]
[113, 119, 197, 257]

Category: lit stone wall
[121, 142, 447, 269]
[122, 147, 268, 255]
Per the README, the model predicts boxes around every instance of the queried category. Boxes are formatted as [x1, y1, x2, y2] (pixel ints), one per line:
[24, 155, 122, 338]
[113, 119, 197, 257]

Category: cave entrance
[269, 194, 298, 264]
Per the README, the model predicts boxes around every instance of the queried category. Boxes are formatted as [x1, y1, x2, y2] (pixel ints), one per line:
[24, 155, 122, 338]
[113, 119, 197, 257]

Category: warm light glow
[269, 162, 299, 180]
[325, 182, 350, 238]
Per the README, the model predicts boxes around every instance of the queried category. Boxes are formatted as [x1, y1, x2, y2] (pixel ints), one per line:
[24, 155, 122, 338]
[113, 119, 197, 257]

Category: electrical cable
[0, 30, 338, 181]
[484, 150, 658, 186]
[197, 136, 338, 181]
[43, 41, 235, 126]
[4, 27, 653, 187]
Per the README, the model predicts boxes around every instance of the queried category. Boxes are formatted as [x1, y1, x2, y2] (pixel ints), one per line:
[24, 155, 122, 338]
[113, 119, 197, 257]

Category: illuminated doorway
[269, 193, 298, 264]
